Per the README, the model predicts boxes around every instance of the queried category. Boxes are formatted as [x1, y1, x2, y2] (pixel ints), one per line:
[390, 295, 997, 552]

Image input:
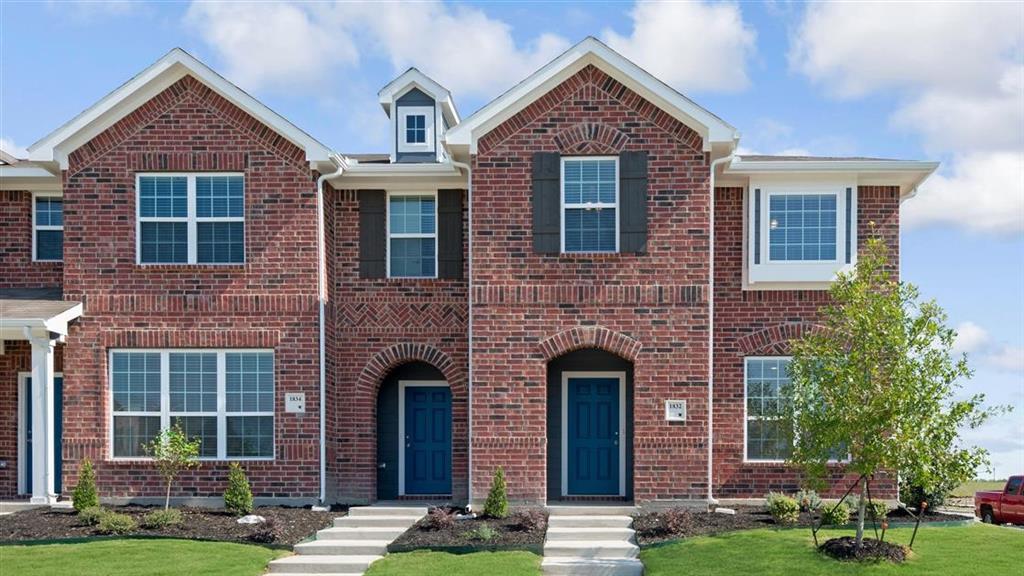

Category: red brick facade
[0, 190, 63, 289]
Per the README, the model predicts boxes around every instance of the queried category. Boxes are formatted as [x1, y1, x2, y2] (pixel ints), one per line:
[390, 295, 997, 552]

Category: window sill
[134, 263, 246, 271]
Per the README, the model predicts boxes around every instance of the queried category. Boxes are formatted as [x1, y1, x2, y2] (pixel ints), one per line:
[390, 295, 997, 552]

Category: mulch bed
[820, 536, 909, 563]
[388, 508, 546, 554]
[634, 505, 966, 547]
[0, 505, 335, 547]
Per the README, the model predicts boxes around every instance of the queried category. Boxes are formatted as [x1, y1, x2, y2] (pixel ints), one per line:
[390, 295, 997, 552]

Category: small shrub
[249, 517, 281, 544]
[795, 489, 822, 512]
[141, 508, 183, 529]
[849, 496, 888, 521]
[483, 467, 509, 519]
[663, 508, 690, 534]
[467, 524, 497, 542]
[821, 501, 851, 525]
[425, 507, 456, 531]
[78, 506, 106, 526]
[72, 457, 99, 512]
[899, 481, 951, 513]
[765, 492, 800, 525]
[510, 509, 547, 533]
[97, 512, 137, 535]
[224, 462, 254, 516]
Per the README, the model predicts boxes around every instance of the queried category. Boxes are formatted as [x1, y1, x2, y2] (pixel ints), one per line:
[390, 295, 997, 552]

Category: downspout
[316, 154, 345, 505]
[449, 159, 472, 508]
[707, 152, 734, 506]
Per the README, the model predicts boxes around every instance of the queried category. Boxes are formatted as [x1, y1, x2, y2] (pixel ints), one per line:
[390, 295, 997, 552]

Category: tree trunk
[855, 476, 867, 548]
[165, 478, 172, 511]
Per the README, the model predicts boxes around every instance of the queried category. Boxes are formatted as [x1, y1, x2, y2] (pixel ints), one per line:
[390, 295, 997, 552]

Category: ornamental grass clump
[97, 512, 137, 535]
[142, 508, 183, 529]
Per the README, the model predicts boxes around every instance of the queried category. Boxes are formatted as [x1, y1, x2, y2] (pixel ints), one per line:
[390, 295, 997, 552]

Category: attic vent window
[397, 105, 434, 153]
[406, 115, 426, 144]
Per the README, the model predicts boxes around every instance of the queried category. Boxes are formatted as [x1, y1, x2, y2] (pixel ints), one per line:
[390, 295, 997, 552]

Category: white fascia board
[726, 159, 940, 198]
[327, 157, 467, 190]
[28, 48, 331, 169]
[0, 303, 83, 339]
[445, 37, 737, 154]
[0, 164, 62, 191]
[378, 68, 460, 126]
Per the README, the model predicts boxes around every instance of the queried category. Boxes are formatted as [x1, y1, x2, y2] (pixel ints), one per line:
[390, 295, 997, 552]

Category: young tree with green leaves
[145, 425, 202, 510]
[786, 237, 1005, 550]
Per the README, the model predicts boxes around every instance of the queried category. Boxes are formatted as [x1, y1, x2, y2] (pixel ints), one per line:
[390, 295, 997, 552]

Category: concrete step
[546, 526, 635, 542]
[346, 505, 428, 518]
[547, 505, 637, 516]
[267, 554, 381, 574]
[333, 515, 422, 528]
[543, 540, 639, 559]
[293, 539, 390, 556]
[314, 526, 408, 541]
[542, 558, 644, 576]
[548, 515, 634, 528]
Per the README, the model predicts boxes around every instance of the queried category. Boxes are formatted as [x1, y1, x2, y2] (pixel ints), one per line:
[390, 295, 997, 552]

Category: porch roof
[0, 288, 82, 340]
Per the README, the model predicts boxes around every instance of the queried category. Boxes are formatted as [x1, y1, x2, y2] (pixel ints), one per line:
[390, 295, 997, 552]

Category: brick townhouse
[0, 38, 936, 506]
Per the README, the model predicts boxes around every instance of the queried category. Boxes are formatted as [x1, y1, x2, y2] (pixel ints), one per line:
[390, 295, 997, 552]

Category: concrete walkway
[267, 504, 426, 575]
[542, 505, 643, 576]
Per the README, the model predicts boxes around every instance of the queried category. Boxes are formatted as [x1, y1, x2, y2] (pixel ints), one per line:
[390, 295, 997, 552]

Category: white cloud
[603, 1, 755, 93]
[0, 137, 28, 158]
[184, 2, 359, 92]
[985, 346, 1024, 374]
[953, 321, 991, 355]
[902, 151, 1024, 235]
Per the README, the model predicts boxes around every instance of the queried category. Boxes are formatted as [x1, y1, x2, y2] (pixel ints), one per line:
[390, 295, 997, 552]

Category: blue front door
[24, 376, 63, 495]
[404, 386, 452, 495]
[567, 376, 620, 495]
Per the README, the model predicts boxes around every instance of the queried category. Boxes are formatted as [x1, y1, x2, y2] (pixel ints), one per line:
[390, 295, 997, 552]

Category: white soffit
[724, 156, 940, 198]
[28, 48, 331, 169]
[445, 36, 737, 154]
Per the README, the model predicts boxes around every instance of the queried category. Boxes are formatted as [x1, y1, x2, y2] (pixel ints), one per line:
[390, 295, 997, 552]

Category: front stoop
[267, 505, 426, 575]
[542, 505, 643, 576]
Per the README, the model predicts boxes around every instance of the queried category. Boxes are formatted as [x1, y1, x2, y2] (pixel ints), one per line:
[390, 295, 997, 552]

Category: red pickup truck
[975, 476, 1024, 525]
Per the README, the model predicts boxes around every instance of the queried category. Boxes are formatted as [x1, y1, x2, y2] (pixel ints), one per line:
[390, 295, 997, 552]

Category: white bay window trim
[109, 348, 274, 461]
[560, 156, 620, 254]
[747, 175, 856, 285]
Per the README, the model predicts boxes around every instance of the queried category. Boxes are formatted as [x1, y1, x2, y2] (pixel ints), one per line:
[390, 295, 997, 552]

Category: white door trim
[397, 380, 449, 496]
[17, 371, 63, 495]
[561, 371, 626, 497]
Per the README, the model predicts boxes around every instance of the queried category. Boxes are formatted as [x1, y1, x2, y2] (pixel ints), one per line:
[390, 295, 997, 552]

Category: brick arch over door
[357, 343, 467, 398]
[538, 326, 643, 363]
[735, 322, 823, 356]
[553, 122, 631, 155]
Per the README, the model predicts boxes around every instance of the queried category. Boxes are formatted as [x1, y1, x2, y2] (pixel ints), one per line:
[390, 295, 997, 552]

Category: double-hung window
[110, 349, 274, 460]
[561, 157, 618, 253]
[137, 173, 244, 264]
[33, 195, 63, 262]
[744, 357, 793, 462]
[388, 192, 436, 278]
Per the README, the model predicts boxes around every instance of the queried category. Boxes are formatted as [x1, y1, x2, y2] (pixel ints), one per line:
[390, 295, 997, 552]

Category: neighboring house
[0, 38, 936, 506]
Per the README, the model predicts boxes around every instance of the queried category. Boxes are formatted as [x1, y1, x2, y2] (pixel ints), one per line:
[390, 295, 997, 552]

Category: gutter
[315, 154, 345, 505]
[706, 152, 734, 506]
[449, 159, 473, 508]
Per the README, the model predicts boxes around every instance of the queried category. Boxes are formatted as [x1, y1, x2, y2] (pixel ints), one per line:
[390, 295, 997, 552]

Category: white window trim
[560, 371, 627, 497]
[743, 356, 792, 464]
[16, 371, 63, 495]
[386, 191, 439, 279]
[560, 156, 620, 254]
[135, 173, 245, 265]
[397, 380, 451, 496]
[108, 348, 275, 462]
[397, 106, 435, 153]
[32, 192, 63, 262]
[747, 177, 856, 285]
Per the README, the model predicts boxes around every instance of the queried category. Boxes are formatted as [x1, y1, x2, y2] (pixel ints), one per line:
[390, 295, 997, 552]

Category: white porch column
[28, 333, 57, 504]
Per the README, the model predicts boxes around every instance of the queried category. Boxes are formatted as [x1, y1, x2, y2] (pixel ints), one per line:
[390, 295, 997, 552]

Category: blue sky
[2, 1, 1021, 478]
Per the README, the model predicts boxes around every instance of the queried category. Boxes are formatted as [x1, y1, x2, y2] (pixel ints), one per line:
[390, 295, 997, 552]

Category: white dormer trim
[378, 68, 459, 128]
[445, 36, 738, 155]
[28, 48, 331, 169]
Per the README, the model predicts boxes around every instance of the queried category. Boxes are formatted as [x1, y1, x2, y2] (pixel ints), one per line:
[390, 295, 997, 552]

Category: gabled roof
[28, 48, 332, 169]
[0, 149, 20, 165]
[445, 36, 738, 155]
[378, 68, 460, 127]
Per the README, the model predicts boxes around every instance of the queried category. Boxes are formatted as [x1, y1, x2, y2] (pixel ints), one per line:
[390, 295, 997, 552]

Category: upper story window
[33, 195, 63, 262]
[561, 157, 619, 253]
[744, 357, 793, 462]
[110, 349, 274, 460]
[388, 192, 437, 278]
[137, 173, 244, 265]
[748, 178, 855, 285]
[397, 106, 434, 153]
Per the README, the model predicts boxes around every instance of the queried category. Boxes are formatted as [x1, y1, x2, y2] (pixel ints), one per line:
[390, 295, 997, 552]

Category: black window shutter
[359, 190, 387, 278]
[619, 151, 649, 253]
[532, 152, 561, 253]
[438, 189, 464, 279]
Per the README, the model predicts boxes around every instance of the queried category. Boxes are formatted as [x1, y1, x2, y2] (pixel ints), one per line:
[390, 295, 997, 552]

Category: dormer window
[398, 105, 434, 153]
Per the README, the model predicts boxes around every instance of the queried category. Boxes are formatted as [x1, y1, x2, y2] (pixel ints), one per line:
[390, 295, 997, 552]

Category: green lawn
[952, 480, 1006, 498]
[641, 524, 1023, 576]
[0, 538, 285, 576]
[365, 550, 542, 576]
